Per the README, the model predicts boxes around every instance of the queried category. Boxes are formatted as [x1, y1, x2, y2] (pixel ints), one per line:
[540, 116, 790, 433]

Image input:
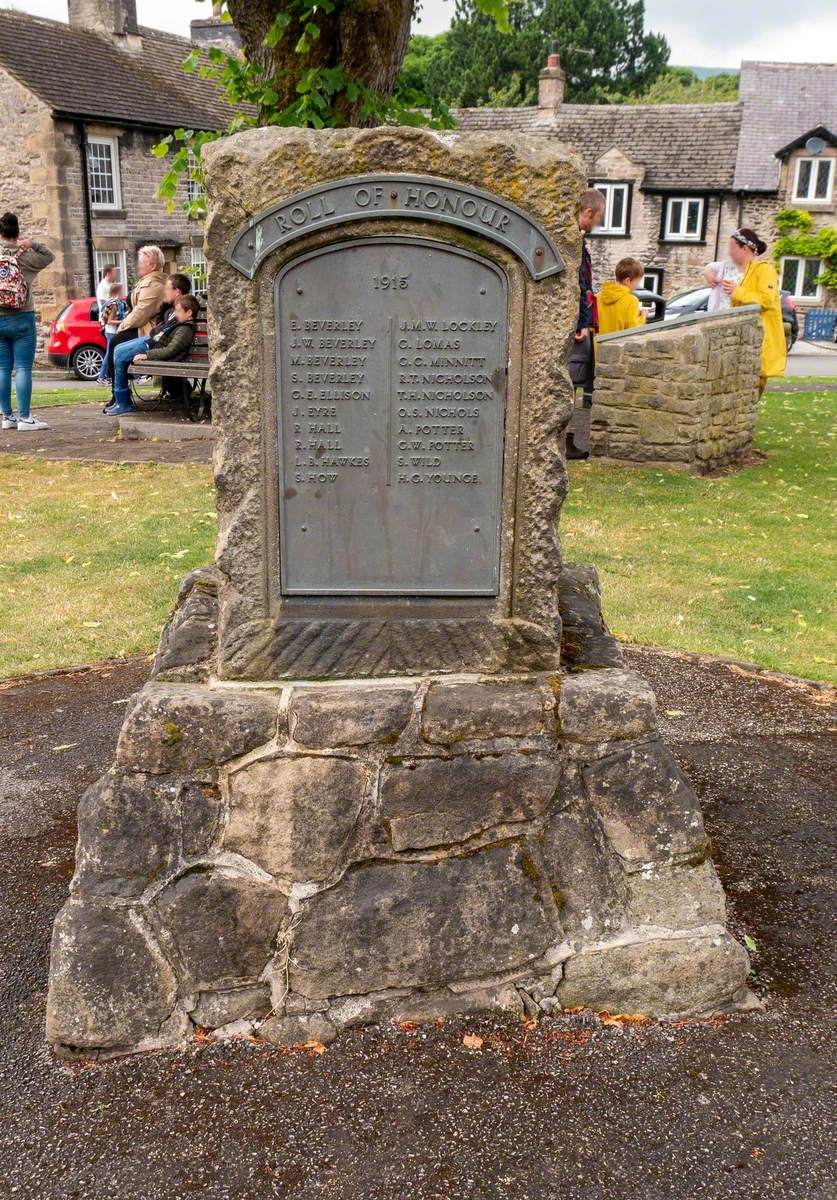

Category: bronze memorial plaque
[275, 237, 508, 595]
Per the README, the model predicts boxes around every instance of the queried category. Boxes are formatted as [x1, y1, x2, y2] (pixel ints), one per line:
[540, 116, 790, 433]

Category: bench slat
[128, 362, 209, 379]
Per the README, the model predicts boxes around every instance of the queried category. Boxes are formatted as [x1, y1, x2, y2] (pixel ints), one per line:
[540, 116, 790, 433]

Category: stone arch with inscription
[228, 173, 565, 283]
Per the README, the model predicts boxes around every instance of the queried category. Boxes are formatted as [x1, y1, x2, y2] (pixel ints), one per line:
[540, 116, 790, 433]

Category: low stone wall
[591, 307, 762, 471]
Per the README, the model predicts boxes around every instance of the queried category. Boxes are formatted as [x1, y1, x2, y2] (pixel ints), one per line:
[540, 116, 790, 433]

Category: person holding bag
[0, 211, 54, 430]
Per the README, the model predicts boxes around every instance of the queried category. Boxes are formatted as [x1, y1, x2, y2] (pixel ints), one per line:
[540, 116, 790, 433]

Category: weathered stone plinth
[46, 126, 751, 1055]
[46, 566, 751, 1056]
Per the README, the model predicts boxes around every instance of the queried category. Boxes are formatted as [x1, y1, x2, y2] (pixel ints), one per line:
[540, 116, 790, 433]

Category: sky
[5, 0, 836, 70]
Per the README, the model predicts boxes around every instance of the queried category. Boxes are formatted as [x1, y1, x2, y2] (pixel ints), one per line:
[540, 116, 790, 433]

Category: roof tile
[734, 61, 837, 190]
[0, 11, 238, 130]
[456, 101, 743, 191]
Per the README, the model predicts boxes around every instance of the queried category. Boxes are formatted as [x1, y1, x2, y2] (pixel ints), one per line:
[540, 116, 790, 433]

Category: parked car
[47, 298, 106, 380]
[664, 285, 799, 350]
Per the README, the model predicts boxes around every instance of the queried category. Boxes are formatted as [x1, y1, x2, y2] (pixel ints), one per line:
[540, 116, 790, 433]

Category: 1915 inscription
[276, 237, 507, 595]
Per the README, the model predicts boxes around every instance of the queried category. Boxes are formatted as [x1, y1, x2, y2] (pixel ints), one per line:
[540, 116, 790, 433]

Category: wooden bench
[127, 312, 210, 423]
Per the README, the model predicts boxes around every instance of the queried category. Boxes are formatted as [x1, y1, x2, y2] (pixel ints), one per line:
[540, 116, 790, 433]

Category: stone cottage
[0, 4, 834, 350]
[458, 50, 837, 310]
[0, 0, 238, 344]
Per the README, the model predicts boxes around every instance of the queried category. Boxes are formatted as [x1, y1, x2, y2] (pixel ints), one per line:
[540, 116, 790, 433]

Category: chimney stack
[68, 1, 142, 51]
[538, 40, 565, 111]
[191, 2, 242, 57]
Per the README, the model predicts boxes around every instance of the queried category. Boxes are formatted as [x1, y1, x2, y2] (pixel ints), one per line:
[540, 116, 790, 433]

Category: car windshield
[667, 287, 711, 309]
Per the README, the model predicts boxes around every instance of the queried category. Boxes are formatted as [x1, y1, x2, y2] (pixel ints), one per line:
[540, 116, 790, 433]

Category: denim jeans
[97, 330, 116, 381]
[0, 310, 37, 420]
[112, 336, 149, 408]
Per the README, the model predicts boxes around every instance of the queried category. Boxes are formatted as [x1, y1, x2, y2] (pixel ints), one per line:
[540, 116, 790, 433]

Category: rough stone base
[46, 568, 752, 1057]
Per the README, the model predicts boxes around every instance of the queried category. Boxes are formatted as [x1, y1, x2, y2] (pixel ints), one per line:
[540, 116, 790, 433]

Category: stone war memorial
[46, 127, 753, 1057]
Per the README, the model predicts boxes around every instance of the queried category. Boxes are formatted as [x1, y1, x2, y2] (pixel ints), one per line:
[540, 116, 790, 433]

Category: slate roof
[0, 10, 236, 130]
[456, 101, 744, 191]
[734, 61, 837, 191]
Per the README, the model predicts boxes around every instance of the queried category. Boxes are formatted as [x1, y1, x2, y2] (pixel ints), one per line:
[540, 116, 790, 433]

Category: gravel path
[0, 650, 834, 1200]
[0, 404, 211, 464]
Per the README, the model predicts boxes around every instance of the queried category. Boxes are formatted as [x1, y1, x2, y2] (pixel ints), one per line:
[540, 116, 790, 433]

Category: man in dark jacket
[107, 295, 199, 416]
[568, 188, 605, 458]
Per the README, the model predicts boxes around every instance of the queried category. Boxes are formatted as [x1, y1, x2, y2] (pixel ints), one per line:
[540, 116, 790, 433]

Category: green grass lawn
[32, 386, 102, 408]
[0, 385, 834, 682]
[0, 458, 215, 677]
[563, 386, 836, 682]
[30, 381, 169, 409]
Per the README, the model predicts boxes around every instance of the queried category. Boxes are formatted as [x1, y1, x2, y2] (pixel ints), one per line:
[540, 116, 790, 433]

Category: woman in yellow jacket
[722, 227, 786, 395]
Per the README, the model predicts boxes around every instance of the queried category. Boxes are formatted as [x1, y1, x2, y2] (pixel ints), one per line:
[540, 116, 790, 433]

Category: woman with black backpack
[0, 211, 54, 431]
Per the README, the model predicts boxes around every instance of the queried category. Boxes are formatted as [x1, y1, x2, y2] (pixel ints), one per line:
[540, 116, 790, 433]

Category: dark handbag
[568, 331, 594, 389]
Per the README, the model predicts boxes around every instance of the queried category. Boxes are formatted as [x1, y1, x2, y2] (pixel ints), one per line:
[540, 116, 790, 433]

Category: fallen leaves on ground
[599, 1012, 650, 1028]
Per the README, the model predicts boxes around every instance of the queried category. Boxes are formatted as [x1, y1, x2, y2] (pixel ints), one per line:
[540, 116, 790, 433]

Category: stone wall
[590, 308, 762, 471]
[0, 64, 203, 347]
[56, 122, 200, 298]
[0, 67, 69, 340]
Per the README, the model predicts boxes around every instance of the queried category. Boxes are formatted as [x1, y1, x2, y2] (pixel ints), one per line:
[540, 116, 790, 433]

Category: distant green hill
[679, 65, 739, 80]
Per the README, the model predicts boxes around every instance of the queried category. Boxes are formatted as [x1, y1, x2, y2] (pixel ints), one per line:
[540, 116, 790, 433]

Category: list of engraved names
[276, 239, 507, 595]
[288, 315, 499, 487]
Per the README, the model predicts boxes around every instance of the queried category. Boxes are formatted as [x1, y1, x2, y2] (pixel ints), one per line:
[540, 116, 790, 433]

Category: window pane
[88, 142, 116, 206]
[802, 258, 821, 296]
[796, 159, 812, 198]
[611, 187, 625, 231]
[780, 258, 798, 293]
[686, 200, 701, 235]
[668, 200, 683, 235]
[186, 150, 204, 204]
[190, 248, 207, 291]
[94, 249, 127, 295]
[815, 160, 831, 200]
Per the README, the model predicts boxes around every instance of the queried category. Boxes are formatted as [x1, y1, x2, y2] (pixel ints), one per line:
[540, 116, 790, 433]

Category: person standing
[568, 188, 605, 459]
[0, 211, 54, 431]
[96, 263, 117, 309]
[722, 227, 786, 396]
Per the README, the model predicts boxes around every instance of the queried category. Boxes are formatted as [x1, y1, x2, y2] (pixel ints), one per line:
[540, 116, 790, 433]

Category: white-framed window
[189, 246, 207, 292]
[590, 181, 630, 235]
[642, 268, 664, 295]
[93, 248, 129, 298]
[792, 156, 834, 204]
[780, 255, 823, 300]
[663, 196, 705, 241]
[86, 136, 122, 210]
[186, 150, 204, 206]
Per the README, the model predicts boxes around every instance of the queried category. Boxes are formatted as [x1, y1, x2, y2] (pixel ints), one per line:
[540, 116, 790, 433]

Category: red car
[47, 297, 106, 380]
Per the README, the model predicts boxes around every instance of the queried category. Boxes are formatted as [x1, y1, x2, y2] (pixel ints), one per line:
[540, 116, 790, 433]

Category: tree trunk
[226, 0, 414, 124]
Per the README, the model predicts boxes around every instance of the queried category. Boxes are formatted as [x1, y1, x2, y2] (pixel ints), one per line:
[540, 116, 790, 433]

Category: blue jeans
[0, 311, 37, 420]
[97, 329, 116, 380]
[112, 336, 148, 408]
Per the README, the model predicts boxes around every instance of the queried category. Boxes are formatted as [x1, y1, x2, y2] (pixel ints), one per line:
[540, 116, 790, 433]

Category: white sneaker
[16, 415, 49, 431]
[1, 414, 16, 430]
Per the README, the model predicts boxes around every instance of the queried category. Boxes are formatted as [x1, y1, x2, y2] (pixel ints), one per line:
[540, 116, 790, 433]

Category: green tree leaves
[406, 0, 669, 108]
